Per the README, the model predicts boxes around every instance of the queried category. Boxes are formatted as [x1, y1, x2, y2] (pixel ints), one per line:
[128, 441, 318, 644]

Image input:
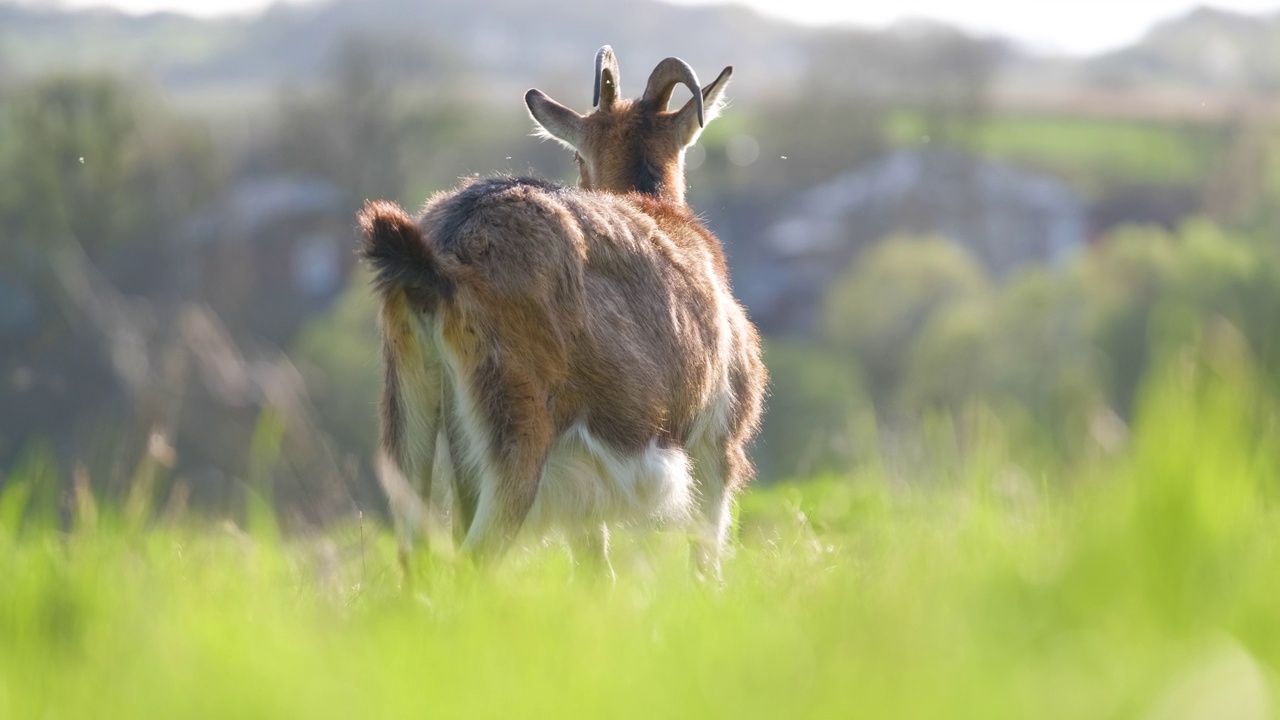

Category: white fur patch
[524, 423, 693, 534]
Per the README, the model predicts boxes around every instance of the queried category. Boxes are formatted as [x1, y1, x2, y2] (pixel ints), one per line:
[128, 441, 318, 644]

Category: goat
[359, 46, 766, 579]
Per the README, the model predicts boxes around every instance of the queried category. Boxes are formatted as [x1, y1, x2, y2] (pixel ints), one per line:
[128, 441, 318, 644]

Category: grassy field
[2, 353, 1279, 719]
[887, 111, 1229, 194]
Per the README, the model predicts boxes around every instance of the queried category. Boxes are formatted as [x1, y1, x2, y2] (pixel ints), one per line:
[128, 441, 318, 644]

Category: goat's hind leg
[377, 431, 438, 587]
[441, 390, 480, 549]
[380, 354, 445, 584]
[688, 440, 747, 583]
[460, 447, 548, 565]
[457, 375, 553, 566]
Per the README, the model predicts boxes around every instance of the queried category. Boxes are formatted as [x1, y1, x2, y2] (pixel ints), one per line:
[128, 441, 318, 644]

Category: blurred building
[741, 148, 1087, 334]
[183, 176, 355, 346]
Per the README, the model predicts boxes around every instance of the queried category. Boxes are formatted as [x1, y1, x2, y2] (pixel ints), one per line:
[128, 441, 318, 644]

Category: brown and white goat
[359, 46, 765, 578]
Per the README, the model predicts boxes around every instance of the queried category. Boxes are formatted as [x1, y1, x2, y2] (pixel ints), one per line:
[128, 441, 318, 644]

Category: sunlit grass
[2, 347, 1279, 719]
[887, 111, 1226, 193]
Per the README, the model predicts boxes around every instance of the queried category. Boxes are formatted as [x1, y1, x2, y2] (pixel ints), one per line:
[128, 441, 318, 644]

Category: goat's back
[413, 176, 761, 459]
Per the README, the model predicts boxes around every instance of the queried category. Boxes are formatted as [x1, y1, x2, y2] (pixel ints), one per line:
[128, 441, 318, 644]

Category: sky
[19, 0, 1280, 55]
[666, 0, 1280, 54]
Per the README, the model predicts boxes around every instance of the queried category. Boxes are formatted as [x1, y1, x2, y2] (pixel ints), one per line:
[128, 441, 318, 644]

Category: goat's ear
[673, 66, 732, 147]
[526, 89, 586, 150]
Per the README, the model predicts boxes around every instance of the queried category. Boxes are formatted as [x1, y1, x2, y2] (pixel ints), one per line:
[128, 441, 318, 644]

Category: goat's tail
[358, 200, 456, 308]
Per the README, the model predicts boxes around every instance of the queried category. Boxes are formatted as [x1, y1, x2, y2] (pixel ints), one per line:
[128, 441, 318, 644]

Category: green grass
[888, 111, 1228, 194]
[3, 352, 1279, 719]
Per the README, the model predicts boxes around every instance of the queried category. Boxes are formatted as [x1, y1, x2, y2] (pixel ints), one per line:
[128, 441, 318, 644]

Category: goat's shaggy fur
[360, 48, 765, 577]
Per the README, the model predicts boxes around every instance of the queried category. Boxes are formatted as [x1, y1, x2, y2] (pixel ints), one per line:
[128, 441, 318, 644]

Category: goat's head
[525, 46, 732, 205]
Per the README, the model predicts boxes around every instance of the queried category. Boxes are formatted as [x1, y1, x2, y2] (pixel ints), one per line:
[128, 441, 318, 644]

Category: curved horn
[642, 57, 704, 127]
[593, 45, 621, 109]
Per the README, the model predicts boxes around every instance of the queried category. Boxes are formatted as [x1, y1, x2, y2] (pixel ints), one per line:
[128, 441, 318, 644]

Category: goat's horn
[642, 57, 704, 127]
[593, 45, 621, 109]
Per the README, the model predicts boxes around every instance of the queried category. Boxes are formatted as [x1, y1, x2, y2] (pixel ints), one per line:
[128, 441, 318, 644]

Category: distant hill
[0, 0, 816, 102]
[1085, 7, 1280, 93]
[3, 2, 1280, 111]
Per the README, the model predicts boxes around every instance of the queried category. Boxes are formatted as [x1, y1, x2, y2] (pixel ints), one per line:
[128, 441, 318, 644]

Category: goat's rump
[432, 177, 736, 445]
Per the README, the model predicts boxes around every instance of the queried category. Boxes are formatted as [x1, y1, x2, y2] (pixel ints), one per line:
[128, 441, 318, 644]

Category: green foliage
[290, 273, 383, 468]
[779, 218, 1280, 481]
[824, 236, 990, 412]
[258, 33, 519, 205]
[3, 344, 1280, 718]
[0, 441, 60, 536]
[264, 36, 416, 203]
[899, 297, 996, 413]
[247, 407, 287, 542]
[755, 340, 871, 482]
[1080, 219, 1280, 415]
[739, 99, 889, 193]
[0, 75, 219, 271]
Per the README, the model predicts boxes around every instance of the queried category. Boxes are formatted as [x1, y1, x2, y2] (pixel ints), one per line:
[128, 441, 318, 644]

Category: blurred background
[4, 0, 1280, 527]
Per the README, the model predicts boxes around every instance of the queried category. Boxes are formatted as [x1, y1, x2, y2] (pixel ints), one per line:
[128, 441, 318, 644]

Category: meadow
[3, 342, 1277, 720]
[6, 5, 1280, 718]
[887, 110, 1231, 193]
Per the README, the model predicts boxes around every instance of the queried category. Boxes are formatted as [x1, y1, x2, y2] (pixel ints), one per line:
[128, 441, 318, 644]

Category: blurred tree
[2, 76, 134, 270]
[756, 339, 871, 481]
[810, 228, 1222, 464]
[0, 73, 222, 487]
[743, 98, 887, 192]
[900, 298, 995, 414]
[0, 42, 11, 94]
[823, 236, 990, 413]
[0, 74, 219, 286]
[806, 25, 998, 152]
[983, 268, 1102, 457]
[1202, 111, 1271, 228]
[264, 39, 403, 202]
[904, 29, 999, 151]
[1082, 225, 1181, 417]
[254, 31, 472, 203]
[290, 272, 382, 483]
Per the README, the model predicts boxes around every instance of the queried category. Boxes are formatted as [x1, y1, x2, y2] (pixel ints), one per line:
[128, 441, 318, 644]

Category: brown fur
[361, 50, 765, 575]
